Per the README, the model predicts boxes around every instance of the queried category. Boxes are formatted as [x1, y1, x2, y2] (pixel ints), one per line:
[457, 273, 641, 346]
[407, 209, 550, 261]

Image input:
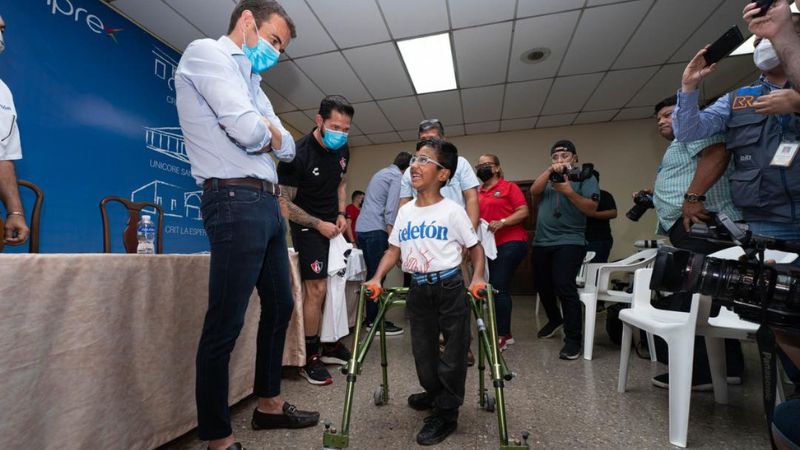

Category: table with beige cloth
[0, 251, 307, 450]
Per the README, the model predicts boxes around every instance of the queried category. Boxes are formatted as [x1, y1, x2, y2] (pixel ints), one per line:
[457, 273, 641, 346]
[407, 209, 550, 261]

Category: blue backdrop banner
[1, 0, 207, 253]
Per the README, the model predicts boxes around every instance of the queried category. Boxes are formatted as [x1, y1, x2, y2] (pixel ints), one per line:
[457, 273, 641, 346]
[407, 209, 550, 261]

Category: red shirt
[345, 204, 360, 242]
[478, 178, 528, 246]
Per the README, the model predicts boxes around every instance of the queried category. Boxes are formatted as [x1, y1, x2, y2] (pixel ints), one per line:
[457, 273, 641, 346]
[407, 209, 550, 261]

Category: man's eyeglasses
[410, 155, 446, 169]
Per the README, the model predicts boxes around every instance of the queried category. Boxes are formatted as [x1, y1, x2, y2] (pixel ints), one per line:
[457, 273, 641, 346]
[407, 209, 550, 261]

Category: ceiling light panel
[397, 33, 458, 94]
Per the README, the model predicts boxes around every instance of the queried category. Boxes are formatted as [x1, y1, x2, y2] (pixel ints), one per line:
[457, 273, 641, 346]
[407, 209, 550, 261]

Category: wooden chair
[100, 196, 164, 254]
[0, 179, 44, 253]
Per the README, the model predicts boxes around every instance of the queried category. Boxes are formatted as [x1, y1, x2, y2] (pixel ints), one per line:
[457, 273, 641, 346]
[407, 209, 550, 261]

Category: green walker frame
[322, 284, 530, 450]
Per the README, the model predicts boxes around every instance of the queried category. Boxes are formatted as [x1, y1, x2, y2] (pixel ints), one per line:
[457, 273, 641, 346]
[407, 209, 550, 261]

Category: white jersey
[0, 80, 22, 161]
[321, 235, 350, 343]
[389, 198, 479, 274]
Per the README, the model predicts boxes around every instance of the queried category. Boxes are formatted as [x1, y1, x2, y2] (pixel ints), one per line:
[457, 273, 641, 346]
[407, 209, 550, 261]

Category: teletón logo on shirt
[398, 221, 449, 242]
[47, 0, 122, 42]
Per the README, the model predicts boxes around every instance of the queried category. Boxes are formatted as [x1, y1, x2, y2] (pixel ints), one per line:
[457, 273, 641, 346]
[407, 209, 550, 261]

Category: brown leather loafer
[251, 402, 320, 430]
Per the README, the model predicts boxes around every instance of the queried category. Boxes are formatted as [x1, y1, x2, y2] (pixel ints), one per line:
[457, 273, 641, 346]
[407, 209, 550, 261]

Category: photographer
[645, 95, 744, 390]
[530, 140, 598, 360]
[744, 0, 800, 94]
[673, 16, 800, 243]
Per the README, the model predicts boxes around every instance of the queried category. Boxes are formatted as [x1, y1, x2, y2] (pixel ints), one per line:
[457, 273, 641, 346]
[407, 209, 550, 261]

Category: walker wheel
[373, 386, 386, 406]
[483, 393, 495, 412]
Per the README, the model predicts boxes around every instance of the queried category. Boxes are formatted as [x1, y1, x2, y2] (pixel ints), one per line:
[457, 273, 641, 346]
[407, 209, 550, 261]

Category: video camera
[549, 163, 594, 183]
[626, 190, 654, 222]
[649, 212, 800, 327]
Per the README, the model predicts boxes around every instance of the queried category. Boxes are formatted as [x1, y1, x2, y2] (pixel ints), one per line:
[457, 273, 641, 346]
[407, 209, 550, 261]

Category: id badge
[770, 141, 800, 167]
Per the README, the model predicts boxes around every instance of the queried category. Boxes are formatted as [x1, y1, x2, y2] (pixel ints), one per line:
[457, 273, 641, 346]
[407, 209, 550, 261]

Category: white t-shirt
[389, 198, 479, 273]
[399, 156, 479, 206]
[0, 80, 22, 161]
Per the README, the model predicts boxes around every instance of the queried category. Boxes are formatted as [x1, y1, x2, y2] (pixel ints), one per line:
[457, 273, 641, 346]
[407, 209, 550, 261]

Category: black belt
[203, 178, 281, 196]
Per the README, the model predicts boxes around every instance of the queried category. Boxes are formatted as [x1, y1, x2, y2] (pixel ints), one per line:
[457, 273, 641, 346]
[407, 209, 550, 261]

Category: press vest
[726, 82, 800, 222]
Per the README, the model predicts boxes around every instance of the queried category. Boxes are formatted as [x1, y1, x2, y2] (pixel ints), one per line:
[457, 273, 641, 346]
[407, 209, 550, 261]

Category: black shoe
[300, 355, 333, 385]
[365, 320, 404, 336]
[416, 415, 457, 446]
[207, 443, 245, 450]
[537, 321, 563, 339]
[650, 372, 740, 392]
[407, 392, 434, 411]
[251, 402, 320, 430]
[558, 342, 581, 360]
[320, 342, 352, 366]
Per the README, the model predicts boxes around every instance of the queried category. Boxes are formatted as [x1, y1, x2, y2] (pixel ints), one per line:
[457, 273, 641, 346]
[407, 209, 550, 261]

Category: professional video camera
[549, 163, 594, 183]
[625, 190, 654, 221]
[649, 212, 800, 327]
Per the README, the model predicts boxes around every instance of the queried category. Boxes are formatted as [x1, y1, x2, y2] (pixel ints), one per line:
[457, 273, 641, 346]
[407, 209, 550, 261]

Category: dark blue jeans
[357, 229, 389, 323]
[487, 240, 528, 336]
[196, 184, 294, 441]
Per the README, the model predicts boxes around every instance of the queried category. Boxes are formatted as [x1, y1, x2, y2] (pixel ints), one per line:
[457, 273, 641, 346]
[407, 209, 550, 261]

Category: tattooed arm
[280, 185, 339, 238]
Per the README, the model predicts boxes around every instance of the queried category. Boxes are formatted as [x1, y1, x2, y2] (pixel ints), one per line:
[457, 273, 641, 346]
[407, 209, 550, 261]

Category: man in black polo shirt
[278, 95, 353, 386]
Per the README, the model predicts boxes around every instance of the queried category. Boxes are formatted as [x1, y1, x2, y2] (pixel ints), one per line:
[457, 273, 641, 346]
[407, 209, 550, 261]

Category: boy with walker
[364, 139, 486, 445]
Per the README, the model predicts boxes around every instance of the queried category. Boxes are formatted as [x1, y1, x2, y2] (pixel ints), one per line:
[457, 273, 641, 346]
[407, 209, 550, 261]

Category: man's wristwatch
[684, 193, 706, 204]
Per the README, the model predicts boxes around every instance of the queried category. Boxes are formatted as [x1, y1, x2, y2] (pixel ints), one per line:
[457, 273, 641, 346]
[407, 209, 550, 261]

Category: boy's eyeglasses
[410, 155, 446, 169]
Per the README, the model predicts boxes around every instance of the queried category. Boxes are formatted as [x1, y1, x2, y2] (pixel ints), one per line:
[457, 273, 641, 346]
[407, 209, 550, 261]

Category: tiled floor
[160, 296, 771, 450]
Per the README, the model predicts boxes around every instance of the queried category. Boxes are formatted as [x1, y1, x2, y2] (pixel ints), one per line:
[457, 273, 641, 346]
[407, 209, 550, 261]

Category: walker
[321, 284, 530, 449]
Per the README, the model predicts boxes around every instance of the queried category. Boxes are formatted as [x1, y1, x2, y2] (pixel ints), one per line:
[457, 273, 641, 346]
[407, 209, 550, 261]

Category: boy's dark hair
[351, 190, 365, 201]
[318, 95, 355, 120]
[393, 151, 412, 171]
[416, 139, 457, 184]
[228, 0, 297, 39]
[654, 95, 677, 116]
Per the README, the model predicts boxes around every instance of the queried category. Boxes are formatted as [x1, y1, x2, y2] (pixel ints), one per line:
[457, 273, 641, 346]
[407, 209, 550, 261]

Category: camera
[549, 163, 594, 183]
[626, 190, 654, 221]
[649, 213, 800, 327]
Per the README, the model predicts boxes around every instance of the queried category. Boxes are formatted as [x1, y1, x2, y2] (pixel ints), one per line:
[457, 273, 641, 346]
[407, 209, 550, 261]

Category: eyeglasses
[475, 163, 495, 170]
[410, 155, 446, 169]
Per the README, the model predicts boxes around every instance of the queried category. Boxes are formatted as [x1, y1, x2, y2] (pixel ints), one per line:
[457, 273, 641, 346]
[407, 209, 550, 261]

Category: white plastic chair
[698, 246, 797, 405]
[580, 248, 658, 360]
[534, 251, 595, 330]
[618, 268, 701, 448]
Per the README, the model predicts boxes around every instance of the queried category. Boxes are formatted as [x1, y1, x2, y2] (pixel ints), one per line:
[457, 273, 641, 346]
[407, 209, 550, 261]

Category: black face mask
[476, 166, 494, 182]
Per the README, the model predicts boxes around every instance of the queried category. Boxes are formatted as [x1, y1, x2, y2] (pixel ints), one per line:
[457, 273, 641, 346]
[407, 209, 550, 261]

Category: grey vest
[726, 82, 800, 222]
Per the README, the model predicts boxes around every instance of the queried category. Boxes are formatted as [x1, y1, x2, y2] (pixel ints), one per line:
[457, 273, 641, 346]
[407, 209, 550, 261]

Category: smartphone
[703, 26, 745, 66]
[755, 0, 775, 18]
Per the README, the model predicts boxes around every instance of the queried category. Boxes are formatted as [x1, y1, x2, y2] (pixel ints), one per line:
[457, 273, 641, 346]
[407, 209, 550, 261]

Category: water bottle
[137, 215, 156, 254]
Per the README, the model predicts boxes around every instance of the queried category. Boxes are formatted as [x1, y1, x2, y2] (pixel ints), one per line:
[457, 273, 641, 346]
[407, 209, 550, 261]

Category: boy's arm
[468, 243, 485, 289]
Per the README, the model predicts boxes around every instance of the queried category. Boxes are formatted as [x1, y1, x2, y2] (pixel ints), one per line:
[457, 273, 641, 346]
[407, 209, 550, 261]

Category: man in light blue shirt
[355, 151, 411, 334]
[175, 2, 317, 449]
[399, 120, 480, 229]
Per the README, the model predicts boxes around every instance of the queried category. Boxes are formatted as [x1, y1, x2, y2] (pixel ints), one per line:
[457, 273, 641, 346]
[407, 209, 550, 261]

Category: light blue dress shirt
[673, 75, 783, 142]
[175, 36, 294, 186]
[399, 156, 480, 206]
[355, 164, 403, 233]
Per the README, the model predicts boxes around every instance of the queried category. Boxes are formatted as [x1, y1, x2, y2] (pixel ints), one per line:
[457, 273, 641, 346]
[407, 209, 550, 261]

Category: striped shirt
[653, 134, 741, 235]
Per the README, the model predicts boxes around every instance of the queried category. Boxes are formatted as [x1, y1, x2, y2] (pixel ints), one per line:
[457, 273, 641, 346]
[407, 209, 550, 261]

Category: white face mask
[754, 38, 781, 71]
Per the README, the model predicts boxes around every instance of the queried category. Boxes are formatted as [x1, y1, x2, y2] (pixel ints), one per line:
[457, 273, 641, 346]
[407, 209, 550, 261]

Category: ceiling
[106, 0, 760, 146]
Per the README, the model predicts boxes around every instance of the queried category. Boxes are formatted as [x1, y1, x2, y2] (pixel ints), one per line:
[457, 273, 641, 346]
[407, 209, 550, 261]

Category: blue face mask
[322, 128, 348, 150]
[242, 23, 280, 73]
